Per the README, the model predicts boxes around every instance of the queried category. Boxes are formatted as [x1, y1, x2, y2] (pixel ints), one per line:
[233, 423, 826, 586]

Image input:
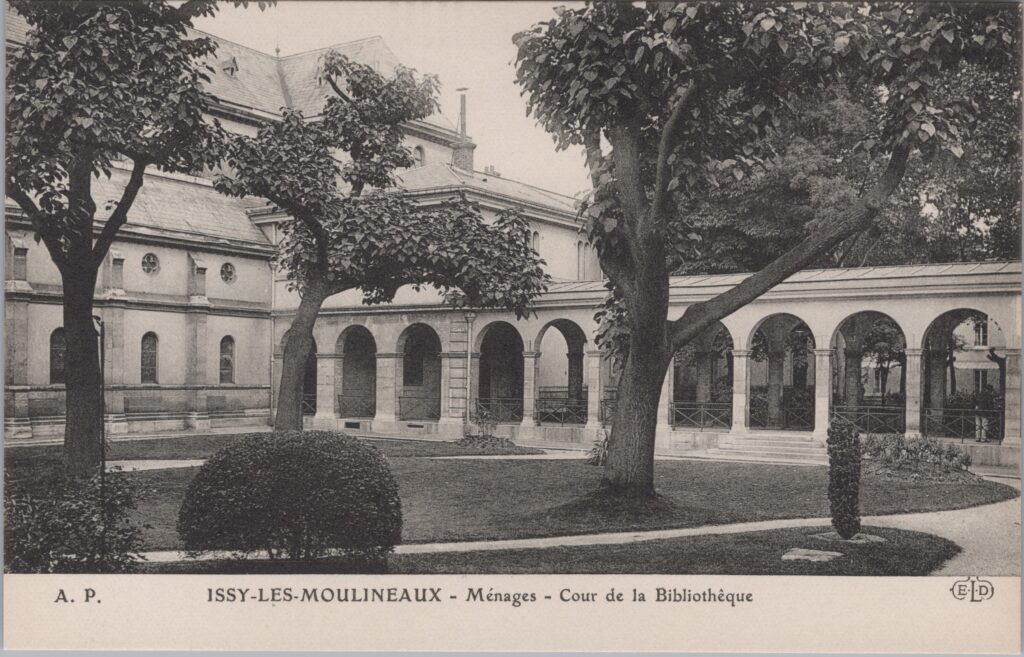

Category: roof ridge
[277, 35, 387, 60]
[470, 168, 580, 202]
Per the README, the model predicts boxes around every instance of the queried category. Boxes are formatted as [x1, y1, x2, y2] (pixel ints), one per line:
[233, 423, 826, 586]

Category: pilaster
[813, 347, 833, 443]
[730, 350, 751, 435]
[903, 348, 923, 437]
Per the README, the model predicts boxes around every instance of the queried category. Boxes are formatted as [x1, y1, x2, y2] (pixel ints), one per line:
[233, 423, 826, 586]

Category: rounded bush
[177, 431, 402, 562]
[826, 417, 862, 540]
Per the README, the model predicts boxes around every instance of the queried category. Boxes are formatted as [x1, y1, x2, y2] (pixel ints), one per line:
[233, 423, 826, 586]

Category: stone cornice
[9, 288, 271, 318]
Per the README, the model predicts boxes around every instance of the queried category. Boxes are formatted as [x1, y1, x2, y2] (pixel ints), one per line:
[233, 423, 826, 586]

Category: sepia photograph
[2, 0, 1021, 652]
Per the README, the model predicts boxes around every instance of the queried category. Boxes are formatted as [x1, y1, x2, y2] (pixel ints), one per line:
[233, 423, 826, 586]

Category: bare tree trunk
[62, 266, 103, 476]
[274, 281, 330, 431]
[601, 333, 670, 498]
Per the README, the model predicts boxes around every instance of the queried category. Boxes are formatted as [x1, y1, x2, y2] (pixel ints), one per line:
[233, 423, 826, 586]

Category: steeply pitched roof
[4, 7, 457, 131]
[398, 163, 578, 216]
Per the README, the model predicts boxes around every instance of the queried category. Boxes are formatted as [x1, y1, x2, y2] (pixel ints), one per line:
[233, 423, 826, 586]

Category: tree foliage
[514, 1, 1019, 496]
[215, 52, 548, 429]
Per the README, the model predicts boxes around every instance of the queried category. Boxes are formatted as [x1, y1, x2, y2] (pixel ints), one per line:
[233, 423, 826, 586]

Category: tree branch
[650, 82, 698, 225]
[668, 144, 911, 351]
[6, 183, 69, 272]
[92, 157, 149, 265]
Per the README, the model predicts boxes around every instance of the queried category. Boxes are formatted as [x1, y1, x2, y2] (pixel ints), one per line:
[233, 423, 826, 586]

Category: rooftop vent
[482, 165, 502, 178]
[221, 56, 239, 77]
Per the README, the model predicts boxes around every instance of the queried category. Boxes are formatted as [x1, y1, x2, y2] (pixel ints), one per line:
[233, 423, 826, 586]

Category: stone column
[100, 299, 128, 436]
[731, 350, 751, 434]
[767, 349, 785, 428]
[903, 348, 923, 436]
[585, 350, 601, 428]
[695, 351, 713, 403]
[446, 320, 470, 421]
[521, 352, 539, 427]
[1003, 350, 1020, 445]
[373, 353, 400, 424]
[813, 348, 833, 443]
[656, 362, 673, 436]
[4, 243, 32, 438]
[185, 254, 210, 430]
[567, 349, 584, 402]
[312, 353, 337, 428]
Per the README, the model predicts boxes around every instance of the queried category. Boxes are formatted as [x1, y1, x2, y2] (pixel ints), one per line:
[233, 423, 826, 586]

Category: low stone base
[812, 531, 887, 545]
[782, 547, 843, 562]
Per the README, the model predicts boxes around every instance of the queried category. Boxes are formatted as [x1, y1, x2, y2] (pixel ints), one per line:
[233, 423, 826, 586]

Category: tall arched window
[49, 328, 66, 384]
[219, 336, 235, 384]
[141, 332, 159, 384]
[412, 146, 425, 168]
[577, 241, 585, 280]
[532, 231, 540, 253]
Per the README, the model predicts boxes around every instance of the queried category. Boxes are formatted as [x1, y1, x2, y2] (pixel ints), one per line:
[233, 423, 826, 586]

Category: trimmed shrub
[827, 417, 862, 540]
[177, 431, 401, 564]
[4, 469, 145, 573]
[861, 433, 972, 475]
[453, 434, 542, 454]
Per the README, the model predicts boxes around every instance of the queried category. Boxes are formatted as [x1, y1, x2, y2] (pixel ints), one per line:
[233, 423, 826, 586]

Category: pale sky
[193, 1, 591, 197]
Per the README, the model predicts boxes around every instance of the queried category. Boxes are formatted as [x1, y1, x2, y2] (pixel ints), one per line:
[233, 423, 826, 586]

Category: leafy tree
[514, 1, 1018, 496]
[215, 55, 548, 430]
[861, 317, 906, 403]
[5, 1, 260, 475]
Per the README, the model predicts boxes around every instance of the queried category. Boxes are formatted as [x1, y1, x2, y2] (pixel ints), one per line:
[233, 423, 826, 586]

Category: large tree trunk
[274, 281, 330, 431]
[62, 266, 103, 476]
[601, 333, 670, 498]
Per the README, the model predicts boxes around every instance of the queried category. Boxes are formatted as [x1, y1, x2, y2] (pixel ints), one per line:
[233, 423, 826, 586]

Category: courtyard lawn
[116, 457, 1017, 551]
[3, 433, 543, 471]
[135, 525, 958, 575]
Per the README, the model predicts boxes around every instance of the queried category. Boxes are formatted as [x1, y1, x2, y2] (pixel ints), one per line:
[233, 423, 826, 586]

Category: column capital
[813, 348, 835, 357]
[904, 348, 924, 357]
[375, 352, 404, 359]
[523, 351, 541, 359]
[731, 349, 752, 358]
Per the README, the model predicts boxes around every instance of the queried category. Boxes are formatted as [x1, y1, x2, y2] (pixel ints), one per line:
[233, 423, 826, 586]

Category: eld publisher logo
[950, 577, 994, 602]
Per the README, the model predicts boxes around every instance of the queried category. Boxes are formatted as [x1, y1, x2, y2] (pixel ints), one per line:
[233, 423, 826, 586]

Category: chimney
[451, 88, 476, 172]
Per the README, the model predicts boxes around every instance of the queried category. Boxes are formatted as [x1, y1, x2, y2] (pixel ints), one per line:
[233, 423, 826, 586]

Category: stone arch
[476, 321, 525, 422]
[397, 323, 442, 420]
[829, 311, 908, 433]
[336, 326, 377, 418]
[534, 318, 589, 424]
[748, 313, 816, 431]
[670, 321, 735, 430]
[921, 308, 1007, 441]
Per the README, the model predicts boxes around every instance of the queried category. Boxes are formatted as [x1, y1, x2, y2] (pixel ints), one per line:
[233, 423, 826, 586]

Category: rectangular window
[974, 321, 988, 346]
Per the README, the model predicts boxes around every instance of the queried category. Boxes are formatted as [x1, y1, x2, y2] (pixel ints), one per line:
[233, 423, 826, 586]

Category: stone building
[5, 16, 1021, 467]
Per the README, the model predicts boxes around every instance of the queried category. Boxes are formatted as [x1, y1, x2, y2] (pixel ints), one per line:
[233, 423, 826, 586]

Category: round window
[141, 253, 160, 274]
[220, 262, 236, 284]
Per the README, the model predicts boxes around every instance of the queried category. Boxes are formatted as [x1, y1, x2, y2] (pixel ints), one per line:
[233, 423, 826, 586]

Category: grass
[114, 457, 1017, 551]
[390, 525, 962, 575]
[3, 433, 543, 472]
[137, 526, 960, 575]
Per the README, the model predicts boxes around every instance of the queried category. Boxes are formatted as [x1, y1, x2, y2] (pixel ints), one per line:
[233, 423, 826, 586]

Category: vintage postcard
[3, 0, 1021, 652]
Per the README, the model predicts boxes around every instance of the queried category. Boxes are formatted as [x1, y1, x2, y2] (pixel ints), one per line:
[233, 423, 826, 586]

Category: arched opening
[671, 322, 734, 430]
[476, 321, 525, 423]
[141, 332, 159, 384]
[830, 312, 907, 433]
[49, 327, 66, 385]
[337, 326, 377, 418]
[922, 309, 1006, 442]
[748, 314, 815, 431]
[535, 319, 588, 425]
[301, 338, 318, 416]
[398, 324, 442, 420]
[219, 336, 235, 384]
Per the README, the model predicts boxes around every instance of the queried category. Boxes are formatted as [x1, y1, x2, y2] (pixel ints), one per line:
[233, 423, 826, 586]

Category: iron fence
[749, 397, 814, 431]
[475, 397, 524, 423]
[535, 397, 587, 425]
[831, 404, 905, 434]
[923, 408, 1004, 443]
[671, 401, 732, 430]
[399, 396, 441, 421]
[338, 394, 375, 418]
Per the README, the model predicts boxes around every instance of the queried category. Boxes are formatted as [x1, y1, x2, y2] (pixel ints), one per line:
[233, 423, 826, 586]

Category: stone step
[721, 437, 820, 448]
[720, 444, 826, 457]
[703, 449, 827, 464]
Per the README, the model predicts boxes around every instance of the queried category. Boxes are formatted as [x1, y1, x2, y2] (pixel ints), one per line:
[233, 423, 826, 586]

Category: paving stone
[782, 547, 844, 562]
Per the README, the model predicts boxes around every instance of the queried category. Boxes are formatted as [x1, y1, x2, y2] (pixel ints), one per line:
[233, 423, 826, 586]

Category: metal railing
[475, 397, 524, 423]
[599, 398, 617, 425]
[338, 394, 375, 418]
[671, 401, 732, 430]
[749, 398, 814, 431]
[831, 405, 905, 434]
[398, 396, 441, 421]
[535, 397, 587, 425]
[923, 408, 1004, 443]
